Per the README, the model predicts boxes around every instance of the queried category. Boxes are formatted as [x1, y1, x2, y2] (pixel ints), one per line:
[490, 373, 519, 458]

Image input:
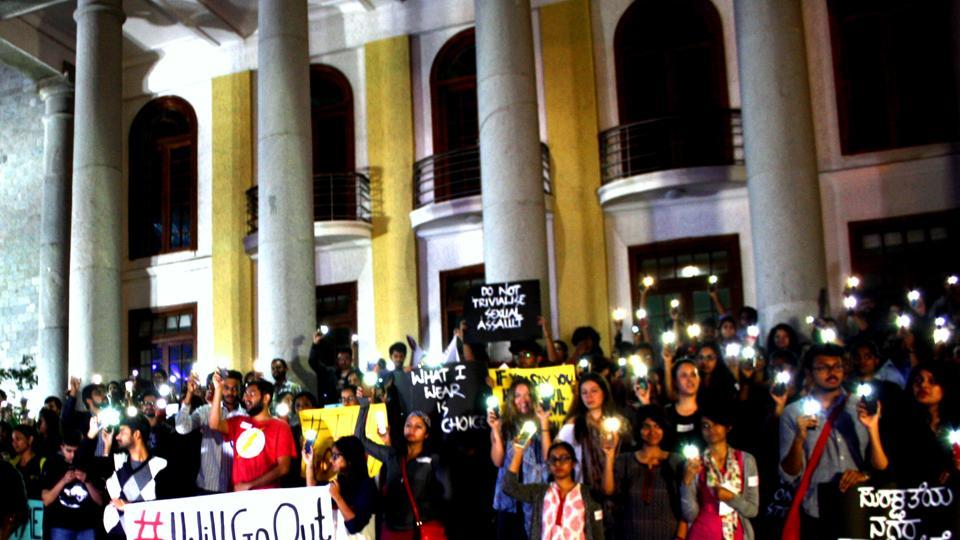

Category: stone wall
[0, 63, 43, 378]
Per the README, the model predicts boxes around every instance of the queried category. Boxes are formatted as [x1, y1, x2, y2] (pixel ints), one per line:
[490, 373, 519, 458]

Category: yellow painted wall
[211, 71, 255, 369]
[366, 36, 420, 354]
[541, 0, 611, 348]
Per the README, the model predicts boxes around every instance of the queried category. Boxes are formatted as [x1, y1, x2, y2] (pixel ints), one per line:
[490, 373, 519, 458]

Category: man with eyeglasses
[779, 344, 888, 540]
[510, 340, 542, 369]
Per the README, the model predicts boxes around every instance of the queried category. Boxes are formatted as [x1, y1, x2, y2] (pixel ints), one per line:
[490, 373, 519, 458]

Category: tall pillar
[256, 0, 315, 386]
[366, 36, 419, 357]
[68, 0, 124, 382]
[475, 0, 551, 357]
[735, 0, 827, 329]
[37, 78, 73, 399]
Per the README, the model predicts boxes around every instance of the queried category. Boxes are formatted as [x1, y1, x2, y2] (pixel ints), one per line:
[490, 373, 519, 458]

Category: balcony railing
[413, 143, 552, 209]
[245, 172, 372, 235]
[599, 109, 744, 184]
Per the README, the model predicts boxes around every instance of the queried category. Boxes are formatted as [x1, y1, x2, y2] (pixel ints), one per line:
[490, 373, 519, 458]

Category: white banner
[121, 487, 335, 540]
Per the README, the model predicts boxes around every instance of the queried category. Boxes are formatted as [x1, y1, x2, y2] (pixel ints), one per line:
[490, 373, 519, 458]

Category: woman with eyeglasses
[602, 405, 684, 540]
[503, 440, 605, 539]
[304, 435, 377, 540]
[354, 401, 450, 540]
[488, 377, 552, 539]
[680, 403, 759, 540]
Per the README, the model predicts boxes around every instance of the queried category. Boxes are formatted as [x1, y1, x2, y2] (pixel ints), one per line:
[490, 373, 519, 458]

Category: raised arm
[354, 402, 393, 463]
[207, 372, 229, 435]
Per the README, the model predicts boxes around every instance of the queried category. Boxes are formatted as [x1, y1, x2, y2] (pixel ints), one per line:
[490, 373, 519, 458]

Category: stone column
[256, 0, 316, 387]
[68, 0, 124, 382]
[37, 78, 73, 399]
[475, 0, 551, 359]
[735, 0, 827, 329]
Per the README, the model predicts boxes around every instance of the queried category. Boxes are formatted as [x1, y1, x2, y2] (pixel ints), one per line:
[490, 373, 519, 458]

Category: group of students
[2, 280, 960, 540]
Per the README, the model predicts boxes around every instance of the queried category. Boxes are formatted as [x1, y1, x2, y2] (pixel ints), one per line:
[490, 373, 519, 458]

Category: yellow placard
[488, 364, 577, 426]
[299, 403, 388, 481]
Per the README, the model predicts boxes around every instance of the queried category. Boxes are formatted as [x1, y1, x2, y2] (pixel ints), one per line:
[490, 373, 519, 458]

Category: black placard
[392, 362, 489, 435]
[462, 280, 541, 343]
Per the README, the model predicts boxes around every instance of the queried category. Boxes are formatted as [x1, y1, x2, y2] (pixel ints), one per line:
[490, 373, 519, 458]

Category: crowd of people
[1, 276, 959, 540]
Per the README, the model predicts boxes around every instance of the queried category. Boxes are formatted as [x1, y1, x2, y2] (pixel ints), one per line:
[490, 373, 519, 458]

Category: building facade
[0, 0, 956, 407]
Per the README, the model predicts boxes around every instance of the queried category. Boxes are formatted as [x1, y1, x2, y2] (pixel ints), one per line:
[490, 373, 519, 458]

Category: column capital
[74, 0, 125, 24]
[38, 76, 74, 100]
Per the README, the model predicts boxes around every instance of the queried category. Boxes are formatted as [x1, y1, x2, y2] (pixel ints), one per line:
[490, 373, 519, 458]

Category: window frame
[128, 303, 198, 391]
[128, 96, 199, 260]
[439, 264, 485, 344]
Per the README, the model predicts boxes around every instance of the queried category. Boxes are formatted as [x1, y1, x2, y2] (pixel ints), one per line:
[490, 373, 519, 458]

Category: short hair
[336, 347, 353, 356]
[718, 315, 737, 328]
[803, 343, 846, 371]
[225, 370, 244, 383]
[153, 368, 168, 379]
[739, 306, 758, 324]
[636, 405, 671, 433]
[62, 430, 84, 447]
[293, 391, 318, 407]
[81, 384, 105, 404]
[44, 396, 63, 409]
[276, 391, 294, 403]
[271, 358, 287, 368]
[120, 413, 151, 441]
[137, 389, 160, 402]
[341, 384, 358, 395]
[571, 326, 600, 347]
[247, 379, 275, 397]
[700, 399, 736, 428]
[389, 342, 408, 356]
[850, 338, 879, 359]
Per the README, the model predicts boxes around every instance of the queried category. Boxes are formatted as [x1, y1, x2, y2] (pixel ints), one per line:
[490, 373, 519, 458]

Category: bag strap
[782, 395, 847, 540]
[400, 457, 423, 528]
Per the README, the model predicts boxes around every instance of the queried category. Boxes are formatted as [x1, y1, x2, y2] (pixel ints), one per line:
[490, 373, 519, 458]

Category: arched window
[129, 96, 198, 260]
[430, 28, 478, 201]
[829, 0, 959, 154]
[310, 65, 356, 220]
[613, 0, 732, 172]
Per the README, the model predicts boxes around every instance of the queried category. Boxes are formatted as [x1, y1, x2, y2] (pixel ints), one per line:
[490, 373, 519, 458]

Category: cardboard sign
[298, 403, 388, 481]
[463, 280, 541, 342]
[121, 487, 335, 540]
[11, 500, 42, 540]
[488, 365, 577, 427]
[392, 362, 489, 435]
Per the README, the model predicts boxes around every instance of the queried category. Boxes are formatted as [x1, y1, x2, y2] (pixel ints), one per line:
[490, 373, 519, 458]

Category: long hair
[766, 323, 801, 355]
[564, 372, 617, 442]
[907, 362, 960, 427]
[501, 377, 535, 440]
[331, 436, 369, 500]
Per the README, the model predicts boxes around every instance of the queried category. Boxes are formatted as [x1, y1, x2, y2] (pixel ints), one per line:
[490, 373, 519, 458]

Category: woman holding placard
[304, 435, 377, 540]
[680, 402, 759, 540]
[354, 401, 450, 540]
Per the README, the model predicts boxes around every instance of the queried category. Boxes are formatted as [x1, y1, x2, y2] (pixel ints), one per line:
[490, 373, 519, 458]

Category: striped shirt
[175, 402, 243, 492]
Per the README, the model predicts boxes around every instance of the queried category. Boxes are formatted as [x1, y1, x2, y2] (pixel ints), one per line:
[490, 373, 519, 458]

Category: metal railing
[245, 172, 372, 235]
[413, 143, 552, 209]
[599, 109, 744, 184]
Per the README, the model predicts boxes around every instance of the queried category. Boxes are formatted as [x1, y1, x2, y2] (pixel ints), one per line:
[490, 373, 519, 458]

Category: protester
[664, 358, 704, 451]
[40, 430, 104, 540]
[0, 459, 28, 540]
[102, 414, 172, 536]
[44, 396, 63, 416]
[271, 359, 304, 404]
[488, 377, 552, 539]
[602, 405, 683, 540]
[681, 402, 759, 540]
[304, 435, 377, 539]
[8, 424, 44, 498]
[895, 362, 960, 485]
[695, 341, 738, 404]
[503, 440, 605, 540]
[175, 370, 244, 493]
[559, 373, 631, 485]
[208, 373, 297, 491]
[340, 385, 360, 407]
[779, 344, 889, 539]
[37, 407, 62, 458]
[354, 400, 450, 539]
